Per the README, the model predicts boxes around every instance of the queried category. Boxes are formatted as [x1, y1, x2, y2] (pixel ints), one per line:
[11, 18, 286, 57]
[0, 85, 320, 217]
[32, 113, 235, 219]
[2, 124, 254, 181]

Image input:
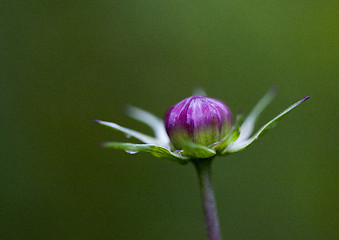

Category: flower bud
[165, 95, 233, 149]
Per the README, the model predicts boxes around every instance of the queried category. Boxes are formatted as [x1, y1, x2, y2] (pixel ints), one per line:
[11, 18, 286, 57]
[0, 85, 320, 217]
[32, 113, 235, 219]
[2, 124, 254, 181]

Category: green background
[2, 1, 338, 239]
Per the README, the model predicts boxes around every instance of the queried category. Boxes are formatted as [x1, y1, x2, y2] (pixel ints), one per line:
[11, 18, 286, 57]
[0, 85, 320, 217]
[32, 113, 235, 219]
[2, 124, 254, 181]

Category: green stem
[193, 158, 223, 240]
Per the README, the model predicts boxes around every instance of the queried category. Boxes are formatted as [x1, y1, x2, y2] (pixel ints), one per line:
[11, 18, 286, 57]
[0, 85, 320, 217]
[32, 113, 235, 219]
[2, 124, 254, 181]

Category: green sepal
[226, 96, 310, 153]
[94, 120, 159, 145]
[192, 87, 207, 96]
[236, 87, 278, 142]
[181, 141, 216, 159]
[102, 142, 189, 164]
[213, 110, 243, 154]
[214, 127, 240, 154]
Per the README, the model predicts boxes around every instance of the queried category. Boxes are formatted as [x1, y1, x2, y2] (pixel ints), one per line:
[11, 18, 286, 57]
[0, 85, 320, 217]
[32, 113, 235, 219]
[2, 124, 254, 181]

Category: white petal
[95, 120, 159, 145]
[226, 96, 310, 153]
[236, 87, 277, 142]
[125, 106, 170, 146]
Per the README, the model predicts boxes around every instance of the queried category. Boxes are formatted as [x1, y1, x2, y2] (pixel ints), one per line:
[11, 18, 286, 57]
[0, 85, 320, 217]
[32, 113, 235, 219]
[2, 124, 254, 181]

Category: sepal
[94, 120, 158, 145]
[180, 141, 216, 159]
[214, 127, 240, 154]
[125, 106, 170, 145]
[236, 87, 278, 142]
[226, 96, 310, 153]
[102, 142, 189, 164]
[213, 110, 244, 153]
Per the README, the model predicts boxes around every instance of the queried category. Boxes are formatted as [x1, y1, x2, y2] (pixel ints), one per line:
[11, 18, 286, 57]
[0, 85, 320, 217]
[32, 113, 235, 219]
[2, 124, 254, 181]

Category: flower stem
[193, 158, 223, 240]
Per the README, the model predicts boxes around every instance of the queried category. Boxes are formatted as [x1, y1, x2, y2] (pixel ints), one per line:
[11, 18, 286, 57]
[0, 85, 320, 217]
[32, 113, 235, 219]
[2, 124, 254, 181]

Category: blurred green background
[1, 1, 338, 239]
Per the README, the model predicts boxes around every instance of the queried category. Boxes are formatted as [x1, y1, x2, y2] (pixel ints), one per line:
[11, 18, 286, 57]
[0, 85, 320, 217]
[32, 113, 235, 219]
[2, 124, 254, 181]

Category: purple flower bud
[165, 95, 233, 149]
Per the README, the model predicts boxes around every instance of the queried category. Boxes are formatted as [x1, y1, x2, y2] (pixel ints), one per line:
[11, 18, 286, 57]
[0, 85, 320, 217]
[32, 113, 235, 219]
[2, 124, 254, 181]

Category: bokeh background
[2, 1, 338, 239]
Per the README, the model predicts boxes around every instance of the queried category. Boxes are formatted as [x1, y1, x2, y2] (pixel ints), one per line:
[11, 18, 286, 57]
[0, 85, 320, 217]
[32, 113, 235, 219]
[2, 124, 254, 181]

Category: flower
[95, 88, 309, 164]
[164, 95, 233, 149]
